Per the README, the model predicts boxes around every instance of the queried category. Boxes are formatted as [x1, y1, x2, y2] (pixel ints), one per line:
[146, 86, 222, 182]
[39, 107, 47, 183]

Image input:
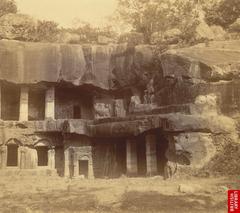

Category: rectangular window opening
[73, 105, 81, 119]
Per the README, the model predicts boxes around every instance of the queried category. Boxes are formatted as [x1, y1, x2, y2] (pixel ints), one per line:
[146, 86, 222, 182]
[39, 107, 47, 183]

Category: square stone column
[45, 86, 55, 119]
[146, 134, 158, 176]
[88, 156, 94, 179]
[48, 148, 55, 169]
[0, 145, 7, 169]
[64, 148, 70, 177]
[126, 139, 138, 176]
[72, 152, 79, 178]
[19, 147, 26, 169]
[19, 86, 29, 121]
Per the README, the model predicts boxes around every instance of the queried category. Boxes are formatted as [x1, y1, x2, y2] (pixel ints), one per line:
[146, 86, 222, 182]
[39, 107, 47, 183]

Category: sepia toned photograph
[0, 0, 239, 212]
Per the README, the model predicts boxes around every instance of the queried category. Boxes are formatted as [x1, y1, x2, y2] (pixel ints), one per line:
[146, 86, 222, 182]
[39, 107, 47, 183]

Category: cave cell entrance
[36, 146, 48, 166]
[7, 144, 18, 167]
[79, 160, 89, 178]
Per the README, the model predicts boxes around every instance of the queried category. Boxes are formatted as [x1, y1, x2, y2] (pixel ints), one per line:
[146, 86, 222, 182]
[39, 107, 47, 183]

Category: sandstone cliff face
[157, 40, 240, 176]
[0, 40, 154, 90]
[157, 40, 240, 115]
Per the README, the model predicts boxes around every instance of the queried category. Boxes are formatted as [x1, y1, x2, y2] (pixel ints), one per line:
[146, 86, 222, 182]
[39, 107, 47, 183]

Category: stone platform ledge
[90, 113, 236, 137]
[0, 113, 235, 138]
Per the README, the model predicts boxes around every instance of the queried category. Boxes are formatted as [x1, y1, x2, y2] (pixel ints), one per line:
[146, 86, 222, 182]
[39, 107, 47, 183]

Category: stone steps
[0, 168, 59, 177]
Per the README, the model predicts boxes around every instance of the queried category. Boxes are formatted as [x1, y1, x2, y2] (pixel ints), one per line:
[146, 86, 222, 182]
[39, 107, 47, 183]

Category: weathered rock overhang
[0, 40, 155, 91]
[1, 40, 239, 93]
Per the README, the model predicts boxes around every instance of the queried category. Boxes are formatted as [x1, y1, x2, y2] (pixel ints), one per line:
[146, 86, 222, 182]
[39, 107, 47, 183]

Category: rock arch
[34, 139, 54, 167]
[5, 138, 22, 167]
[34, 139, 52, 148]
[5, 138, 23, 146]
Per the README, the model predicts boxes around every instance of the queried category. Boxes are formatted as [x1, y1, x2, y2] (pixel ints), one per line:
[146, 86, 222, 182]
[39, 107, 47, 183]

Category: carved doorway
[79, 160, 89, 178]
[36, 146, 48, 166]
[7, 144, 18, 167]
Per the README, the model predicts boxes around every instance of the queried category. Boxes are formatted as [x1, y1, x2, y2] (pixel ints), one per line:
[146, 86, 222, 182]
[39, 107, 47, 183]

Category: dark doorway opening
[36, 146, 48, 166]
[156, 130, 169, 175]
[7, 144, 18, 167]
[28, 89, 45, 121]
[73, 105, 81, 119]
[79, 160, 88, 178]
[55, 146, 64, 176]
[92, 138, 127, 178]
[1, 84, 20, 120]
[116, 140, 127, 176]
[137, 135, 147, 176]
[136, 129, 169, 177]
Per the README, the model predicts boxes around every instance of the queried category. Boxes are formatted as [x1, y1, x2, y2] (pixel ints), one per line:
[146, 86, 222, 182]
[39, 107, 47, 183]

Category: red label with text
[229, 190, 240, 213]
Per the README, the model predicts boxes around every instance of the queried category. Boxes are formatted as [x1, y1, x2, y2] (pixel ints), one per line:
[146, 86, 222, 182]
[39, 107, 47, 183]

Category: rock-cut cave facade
[0, 39, 239, 178]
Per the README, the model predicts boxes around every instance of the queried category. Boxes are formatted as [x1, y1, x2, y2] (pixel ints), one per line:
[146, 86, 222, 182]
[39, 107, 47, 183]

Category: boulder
[178, 184, 202, 194]
[173, 133, 216, 168]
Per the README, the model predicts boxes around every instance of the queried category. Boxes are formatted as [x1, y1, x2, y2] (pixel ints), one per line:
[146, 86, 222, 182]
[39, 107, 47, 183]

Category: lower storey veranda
[0, 130, 169, 179]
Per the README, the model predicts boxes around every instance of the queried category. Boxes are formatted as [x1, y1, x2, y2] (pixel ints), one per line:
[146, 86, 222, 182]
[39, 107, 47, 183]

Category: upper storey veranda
[1, 39, 240, 123]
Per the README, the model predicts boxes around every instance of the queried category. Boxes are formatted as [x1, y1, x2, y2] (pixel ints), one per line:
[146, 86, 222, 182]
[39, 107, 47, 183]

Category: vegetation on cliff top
[0, 0, 239, 44]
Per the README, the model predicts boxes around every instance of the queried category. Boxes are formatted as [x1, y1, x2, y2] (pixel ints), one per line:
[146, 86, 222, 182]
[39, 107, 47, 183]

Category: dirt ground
[0, 175, 238, 213]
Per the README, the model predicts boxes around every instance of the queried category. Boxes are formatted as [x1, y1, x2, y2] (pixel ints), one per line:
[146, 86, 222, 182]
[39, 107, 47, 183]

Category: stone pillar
[25, 148, 37, 169]
[146, 134, 158, 176]
[32, 149, 38, 169]
[126, 139, 138, 176]
[0, 145, 7, 169]
[64, 148, 70, 177]
[19, 86, 29, 121]
[48, 148, 55, 169]
[88, 156, 94, 179]
[73, 152, 78, 178]
[19, 147, 26, 169]
[45, 86, 55, 119]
